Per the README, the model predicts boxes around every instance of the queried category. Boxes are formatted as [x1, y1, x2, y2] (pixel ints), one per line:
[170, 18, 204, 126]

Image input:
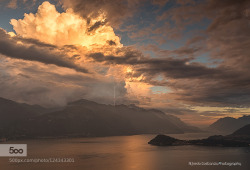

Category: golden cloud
[10, 1, 121, 48]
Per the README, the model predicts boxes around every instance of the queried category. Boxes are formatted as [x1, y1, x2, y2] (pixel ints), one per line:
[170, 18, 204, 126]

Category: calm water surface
[0, 133, 250, 170]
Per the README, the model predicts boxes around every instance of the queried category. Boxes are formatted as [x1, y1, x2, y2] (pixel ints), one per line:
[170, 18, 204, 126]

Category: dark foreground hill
[149, 124, 250, 147]
[231, 124, 250, 136]
[0, 98, 200, 139]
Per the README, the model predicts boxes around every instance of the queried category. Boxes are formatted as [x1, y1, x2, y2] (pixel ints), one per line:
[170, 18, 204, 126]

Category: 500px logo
[0, 144, 27, 157]
[9, 147, 24, 154]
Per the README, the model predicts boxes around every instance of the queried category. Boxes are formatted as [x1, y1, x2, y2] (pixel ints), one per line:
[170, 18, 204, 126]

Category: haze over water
[1, 134, 250, 170]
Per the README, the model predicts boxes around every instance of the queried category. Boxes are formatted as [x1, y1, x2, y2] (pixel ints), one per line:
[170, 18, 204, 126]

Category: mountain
[149, 124, 250, 147]
[208, 115, 250, 134]
[148, 134, 250, 147]
[0, 98, 201, 139]
[231, 124, 250, 136]
[0, 97, 57, 138]
[0, 97, 53, 127]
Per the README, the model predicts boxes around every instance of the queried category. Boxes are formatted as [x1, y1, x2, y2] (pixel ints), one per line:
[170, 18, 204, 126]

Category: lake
[0, 133, 250, 170]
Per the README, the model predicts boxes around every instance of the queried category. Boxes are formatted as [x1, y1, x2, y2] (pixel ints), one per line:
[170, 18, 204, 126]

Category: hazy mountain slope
[231, 124, 250, 136]
[0, 98, 201, 138]
[0, 97, 57, 138]
[24, 99, 201, 137]
[0, 97, 50, 127]
[208, 115, 250, 134]
[69, 100, 200, 133]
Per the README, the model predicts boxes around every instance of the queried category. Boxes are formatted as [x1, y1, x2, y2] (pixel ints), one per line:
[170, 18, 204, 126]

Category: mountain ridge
[0, 97, 201, 139]
[208, 115, 250, 134]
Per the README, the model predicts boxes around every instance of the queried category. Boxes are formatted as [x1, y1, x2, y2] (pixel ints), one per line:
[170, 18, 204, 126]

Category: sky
[0, 0, 250, 127]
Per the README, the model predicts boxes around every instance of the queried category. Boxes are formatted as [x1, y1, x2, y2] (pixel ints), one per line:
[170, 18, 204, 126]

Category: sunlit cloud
[10, 1, 121, 48]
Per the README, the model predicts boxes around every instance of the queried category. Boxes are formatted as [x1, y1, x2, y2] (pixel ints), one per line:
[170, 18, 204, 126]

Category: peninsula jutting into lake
[149, 124, 250, 147]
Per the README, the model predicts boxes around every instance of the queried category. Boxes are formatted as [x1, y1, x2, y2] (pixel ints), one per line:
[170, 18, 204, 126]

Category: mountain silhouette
[0, 97, 201, 139]
[208, 115, 250, 134]
[231, 124, 250, 136]
[149, 124, 250, 147]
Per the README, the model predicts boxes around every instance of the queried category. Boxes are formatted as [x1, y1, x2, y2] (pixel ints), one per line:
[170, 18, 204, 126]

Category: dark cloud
[63, 45, 78, 50]
[0, 28, 88, 73]
[87, 31, 250, 107]
[136, 59, 220, 79]
[150, 0, 250, 107]
[13, 36, 57, 49]
[87, 47, 222, 79]
[206, 0, 250, 31]
[87, 47, 143, 65]
[107, 40, 117, 46]
[88, 19, 107, 32]
[59, 0, 143, 27]
[172, 46, 201, 57]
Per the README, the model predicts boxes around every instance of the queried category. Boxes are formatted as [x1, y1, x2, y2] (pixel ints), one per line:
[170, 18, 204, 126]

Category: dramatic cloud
[87, 47, 222, 79]
[121, 0, 250, 109]
[10, 1, 121, 47]
[0, 28, 88, 73]
[164, 0, 250, 107]
[0, 1, 137, 107]
[59, 0, 143, 27]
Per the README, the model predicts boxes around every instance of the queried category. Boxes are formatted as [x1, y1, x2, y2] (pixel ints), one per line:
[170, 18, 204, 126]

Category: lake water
[0, 133, 250, 170]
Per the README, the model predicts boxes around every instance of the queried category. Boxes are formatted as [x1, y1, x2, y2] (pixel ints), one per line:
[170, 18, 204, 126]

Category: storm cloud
[59, 0, 143, 27]
[0, 28, 88, 73]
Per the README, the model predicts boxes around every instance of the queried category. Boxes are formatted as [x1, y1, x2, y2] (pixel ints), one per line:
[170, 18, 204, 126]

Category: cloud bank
[0, 28, 88, 73]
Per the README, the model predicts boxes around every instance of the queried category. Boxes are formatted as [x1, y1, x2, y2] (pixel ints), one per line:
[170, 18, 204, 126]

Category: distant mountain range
[208, 115, 250, 134]
[0, 97, 60, 138]
[0, 97, 55, 128]
[0, 97, 200, 139]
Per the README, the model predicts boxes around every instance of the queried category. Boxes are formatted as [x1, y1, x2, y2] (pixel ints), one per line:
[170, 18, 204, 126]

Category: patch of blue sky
[153, 74, 165, 81]
[0, 7, 25, 32]
[115, 30, 137, 46]
[191, 53, 210, 63]
[0, 0, 64, 32]
[191, 53, 223, 68]
[150, 86, 171, 94]
[143, 51, 158, 58]
[206, 58, 223, 68]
